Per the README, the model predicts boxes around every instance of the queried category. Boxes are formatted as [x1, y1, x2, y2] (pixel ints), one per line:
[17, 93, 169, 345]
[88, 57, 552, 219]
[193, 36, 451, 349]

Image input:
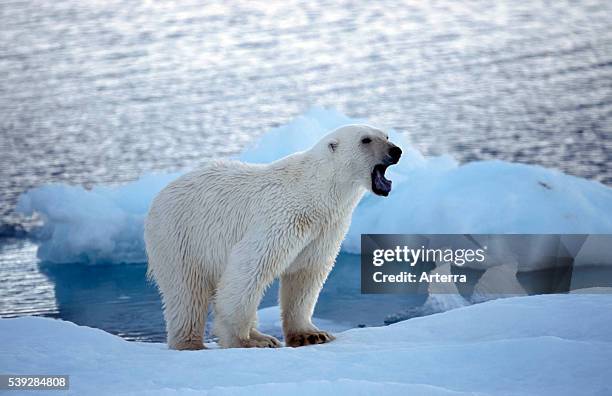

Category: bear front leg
[214, 263, 279, 348]
[281, 266, 335, 347]
[214, 228, 307, 348]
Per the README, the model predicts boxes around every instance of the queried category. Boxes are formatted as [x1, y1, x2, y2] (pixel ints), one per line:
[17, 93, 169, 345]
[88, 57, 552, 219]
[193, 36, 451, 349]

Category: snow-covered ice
[2, 293, 611, 395]
[16, 173, 180, 264]
[16, 108, 612, 263]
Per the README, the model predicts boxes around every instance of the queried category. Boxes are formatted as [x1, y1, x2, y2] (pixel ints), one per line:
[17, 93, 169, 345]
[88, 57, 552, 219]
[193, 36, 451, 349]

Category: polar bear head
[317, 125, 402, 197]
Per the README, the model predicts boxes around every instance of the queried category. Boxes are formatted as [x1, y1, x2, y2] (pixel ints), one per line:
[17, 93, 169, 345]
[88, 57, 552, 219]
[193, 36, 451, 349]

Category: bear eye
[361, 137, 372, 144]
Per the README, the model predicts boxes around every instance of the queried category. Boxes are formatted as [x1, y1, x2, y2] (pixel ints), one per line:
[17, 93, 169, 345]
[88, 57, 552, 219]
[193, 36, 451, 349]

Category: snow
[16, 108, 612, 263]
[2, 293, 611, 395]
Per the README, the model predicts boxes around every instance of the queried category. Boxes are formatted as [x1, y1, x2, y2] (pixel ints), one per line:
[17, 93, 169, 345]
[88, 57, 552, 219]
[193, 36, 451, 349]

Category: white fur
[144, 125, 396, 349]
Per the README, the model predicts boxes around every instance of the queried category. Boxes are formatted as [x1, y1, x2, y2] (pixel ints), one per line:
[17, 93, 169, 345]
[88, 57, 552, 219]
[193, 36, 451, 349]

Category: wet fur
[144, 125, 395, 349]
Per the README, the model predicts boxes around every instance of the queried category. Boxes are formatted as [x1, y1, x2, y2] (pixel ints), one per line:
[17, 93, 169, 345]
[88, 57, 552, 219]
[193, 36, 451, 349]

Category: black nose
[389, 146, 402, 162]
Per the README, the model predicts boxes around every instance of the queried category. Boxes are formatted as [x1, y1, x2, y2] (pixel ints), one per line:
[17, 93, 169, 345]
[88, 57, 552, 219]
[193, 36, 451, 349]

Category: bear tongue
[373, 165, 392, 196]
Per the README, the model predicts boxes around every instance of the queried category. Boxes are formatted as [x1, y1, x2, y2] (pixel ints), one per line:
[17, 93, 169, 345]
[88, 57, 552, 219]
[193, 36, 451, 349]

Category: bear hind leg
[162, 275, 212, 351]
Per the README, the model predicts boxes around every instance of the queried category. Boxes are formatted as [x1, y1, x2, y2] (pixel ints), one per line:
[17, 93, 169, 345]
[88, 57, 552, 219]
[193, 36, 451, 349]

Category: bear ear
[328, 139, 339, 153]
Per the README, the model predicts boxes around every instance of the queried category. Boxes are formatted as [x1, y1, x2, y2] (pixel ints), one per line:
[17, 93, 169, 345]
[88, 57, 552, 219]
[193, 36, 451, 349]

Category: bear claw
[286, 331, 335, 347]
[239, 335, 282, 348]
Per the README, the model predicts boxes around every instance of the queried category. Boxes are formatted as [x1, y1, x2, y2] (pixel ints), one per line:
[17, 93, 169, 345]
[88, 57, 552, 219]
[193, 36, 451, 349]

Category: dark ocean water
[1, 0, 611, 341]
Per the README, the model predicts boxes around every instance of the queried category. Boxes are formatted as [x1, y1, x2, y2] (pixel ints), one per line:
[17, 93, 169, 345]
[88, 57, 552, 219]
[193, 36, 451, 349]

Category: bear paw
[171, 340, 206, 351]
[285, 330, 335, 347]
[248, 329, 282, 348]
[239, 335, 282, 348]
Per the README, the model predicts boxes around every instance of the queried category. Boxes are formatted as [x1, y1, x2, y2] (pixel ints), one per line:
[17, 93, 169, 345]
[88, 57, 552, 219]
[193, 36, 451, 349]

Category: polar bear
[144, 125, 402, 350]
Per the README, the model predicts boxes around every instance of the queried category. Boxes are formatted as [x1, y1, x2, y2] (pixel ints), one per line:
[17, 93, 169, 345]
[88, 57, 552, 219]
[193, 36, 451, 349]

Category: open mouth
[371, 164, 392, 196]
